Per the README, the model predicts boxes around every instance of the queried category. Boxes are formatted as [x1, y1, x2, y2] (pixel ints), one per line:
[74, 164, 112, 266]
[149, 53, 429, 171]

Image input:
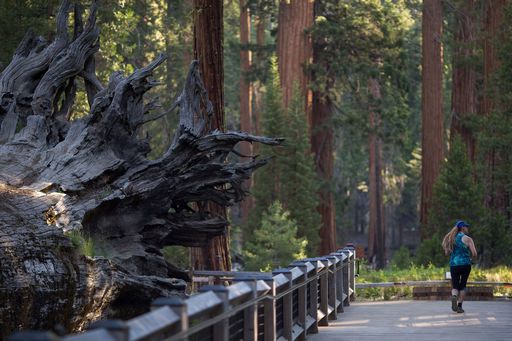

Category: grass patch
[357, 262, 512, 300]
[65, 230, 95, 257]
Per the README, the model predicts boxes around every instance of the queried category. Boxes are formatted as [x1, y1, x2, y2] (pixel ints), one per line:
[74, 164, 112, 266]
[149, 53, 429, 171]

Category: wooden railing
[10, 247, 356, 341]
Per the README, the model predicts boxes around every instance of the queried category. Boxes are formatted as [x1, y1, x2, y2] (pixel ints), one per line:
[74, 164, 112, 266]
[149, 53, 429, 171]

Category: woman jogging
[441, 220, 477, 313]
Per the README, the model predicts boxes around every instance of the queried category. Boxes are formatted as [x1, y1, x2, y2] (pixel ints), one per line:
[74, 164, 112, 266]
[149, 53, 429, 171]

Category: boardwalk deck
[308, 300, 512, 341]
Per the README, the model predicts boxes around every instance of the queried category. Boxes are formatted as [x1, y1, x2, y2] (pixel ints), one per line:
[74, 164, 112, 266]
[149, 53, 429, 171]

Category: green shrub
[391, 246, 413, 269]
[414, 233, 446, 266]
[244, 201, 307, 271]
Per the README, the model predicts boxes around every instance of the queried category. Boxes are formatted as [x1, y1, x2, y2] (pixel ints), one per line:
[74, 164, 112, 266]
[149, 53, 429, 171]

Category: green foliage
[281, 84, 321, 253]
[250, 57, 286, 226]
[414, 233, 445, 267]
[249, 59, 321, 254]
[357, 263, 512, 300]
[390, 245, 412, 269]
[223, 0, 242, 130]
[66, 230, 95, 257]
[0, 0, 61, 69]
[162, 246, 189, 269]
[424, 136, 488, 266]
[312, 0, 422, 241]
[469, 2, 512, 267]
[244, 201, 307, 271]
[429, 136, 484, 231]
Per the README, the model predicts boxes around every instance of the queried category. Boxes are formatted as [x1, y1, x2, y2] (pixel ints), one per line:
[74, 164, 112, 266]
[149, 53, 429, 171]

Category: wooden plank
[127, 306, 179, 340]
[308, 301, 512, 341]
[186, 291, 222, 317]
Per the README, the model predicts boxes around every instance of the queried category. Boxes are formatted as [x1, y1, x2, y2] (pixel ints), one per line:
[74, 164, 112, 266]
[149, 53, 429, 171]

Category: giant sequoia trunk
[277, 0, 314, 119]
[420, 0, 444, 237]
[482, 0, 508, 213]
[0, 1, 280, 337]
[190, 0, 231, 272]
[368, 78, 386, 269]
[450, 0, 477, 163]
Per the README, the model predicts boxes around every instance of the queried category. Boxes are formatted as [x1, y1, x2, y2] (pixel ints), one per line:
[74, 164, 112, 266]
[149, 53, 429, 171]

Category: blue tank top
[450, 232, 471, 266]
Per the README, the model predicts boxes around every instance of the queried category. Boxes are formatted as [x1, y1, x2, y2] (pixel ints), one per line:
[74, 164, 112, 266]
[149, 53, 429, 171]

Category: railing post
[347, 246, 357, 301]
[232, 276, 259, 341]
[199, 285, 230, 341]
[326, 255, 339, 320]
[341, 249, 351, 306]
[330, 252, 346, 313]
[307, 260, 320, 334]
[289, 261, 308, 341]
[318, 258, 330, 326]
[343, 246, 356, 301]
[88, 320, 129, 341]
[151, 297, 188, 339]
[262, 276, 277, 341]
[272, 268, 293, 341]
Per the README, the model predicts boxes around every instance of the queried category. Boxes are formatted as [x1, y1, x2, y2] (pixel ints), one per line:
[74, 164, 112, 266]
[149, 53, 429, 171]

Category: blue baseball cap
[455, 220, 470, 228]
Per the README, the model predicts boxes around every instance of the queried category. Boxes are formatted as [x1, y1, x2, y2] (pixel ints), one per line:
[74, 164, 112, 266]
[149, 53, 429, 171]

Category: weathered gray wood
[232, 277, 258, 341]
[307, 261, 320, 334]
[325, 256, 338, 320]
[198, 286, 229, 341]
[263, 278, 277, 340]
[289, 263, 308, 341]
[0, 0, 281, 337]
[330, 252, 346, 313]
[16, 250, 359, 340]
[341, 250, 351, 307]
[273, 269, 293, 340]
[318, 260, 330, 326]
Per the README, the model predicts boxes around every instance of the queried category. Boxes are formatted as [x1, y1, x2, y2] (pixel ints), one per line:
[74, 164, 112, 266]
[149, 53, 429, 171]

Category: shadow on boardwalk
[309, 300, 512, 341]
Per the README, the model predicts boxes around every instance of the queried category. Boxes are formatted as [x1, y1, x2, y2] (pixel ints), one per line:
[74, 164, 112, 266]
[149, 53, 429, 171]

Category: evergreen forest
[1, 0, 511, 277]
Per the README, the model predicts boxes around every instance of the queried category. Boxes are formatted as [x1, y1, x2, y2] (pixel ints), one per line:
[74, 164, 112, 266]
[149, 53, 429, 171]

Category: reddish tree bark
[312, 2, 336, 255]
[190, 0, 230, 271]
[312, 93, 336, 255]
[252, 14, 266, 149]
[482, 0, 508, 213]
[276, 0, 314, 122]
[0, 1, 282, 335]
[450, 0, 477, 163]
[420, 0, 444, 237]
[239, 0, 253, 224]
[368, 78, 386, 269]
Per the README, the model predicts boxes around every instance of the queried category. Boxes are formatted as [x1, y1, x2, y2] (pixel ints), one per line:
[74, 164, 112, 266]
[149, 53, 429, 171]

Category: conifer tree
[429, 136, 483, 231]
[417, 136, 483, 266]
[249, 59, 320, 255]
[282, 84, 321, 254]
[244, 201, 307, 271]
[250, 57, 287, 222]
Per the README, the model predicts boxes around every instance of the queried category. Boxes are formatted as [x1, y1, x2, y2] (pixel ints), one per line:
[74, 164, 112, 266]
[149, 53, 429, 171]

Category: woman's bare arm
[462, 235, 478, 258]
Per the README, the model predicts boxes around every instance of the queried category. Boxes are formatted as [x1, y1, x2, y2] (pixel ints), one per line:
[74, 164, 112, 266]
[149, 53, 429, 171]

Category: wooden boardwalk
[308, 300, 512, 341]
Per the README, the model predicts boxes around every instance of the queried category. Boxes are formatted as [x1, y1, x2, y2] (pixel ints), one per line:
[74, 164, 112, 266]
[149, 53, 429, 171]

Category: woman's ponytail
[442, 226, 459, 255]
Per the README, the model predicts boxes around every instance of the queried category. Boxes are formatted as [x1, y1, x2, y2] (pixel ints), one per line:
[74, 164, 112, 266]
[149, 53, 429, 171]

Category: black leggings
[450, 265, 471, 291]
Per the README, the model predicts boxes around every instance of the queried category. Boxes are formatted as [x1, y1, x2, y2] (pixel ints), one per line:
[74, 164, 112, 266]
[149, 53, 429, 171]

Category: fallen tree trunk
[0, 1, 280, 337]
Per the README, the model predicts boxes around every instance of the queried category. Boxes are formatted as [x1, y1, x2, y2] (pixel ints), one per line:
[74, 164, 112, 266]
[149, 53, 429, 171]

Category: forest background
[1, 0, 511, 272]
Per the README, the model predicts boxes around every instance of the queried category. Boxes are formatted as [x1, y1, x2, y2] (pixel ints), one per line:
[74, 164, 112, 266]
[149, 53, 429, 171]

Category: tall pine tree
[282, 84, 321, 254]
[249, 58, 320, 255]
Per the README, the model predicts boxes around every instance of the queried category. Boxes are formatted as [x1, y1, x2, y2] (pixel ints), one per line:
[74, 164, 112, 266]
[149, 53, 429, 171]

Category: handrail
[9, 247, 358, 341]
